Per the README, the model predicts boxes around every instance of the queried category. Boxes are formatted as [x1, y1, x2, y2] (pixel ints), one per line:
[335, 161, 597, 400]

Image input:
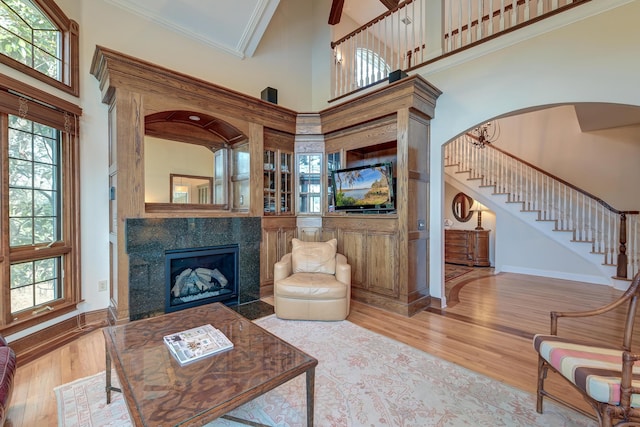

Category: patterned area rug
[55, 316, 594, 426]
[445, 264, 474, 281]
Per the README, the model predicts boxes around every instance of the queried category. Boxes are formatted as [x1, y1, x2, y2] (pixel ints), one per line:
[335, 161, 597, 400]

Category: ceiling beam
[328, 0, 345, 25]
[379, 0, 400, 10]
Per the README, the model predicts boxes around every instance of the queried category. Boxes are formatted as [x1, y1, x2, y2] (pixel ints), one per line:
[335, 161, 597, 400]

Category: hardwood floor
[7, 271, 631, 425]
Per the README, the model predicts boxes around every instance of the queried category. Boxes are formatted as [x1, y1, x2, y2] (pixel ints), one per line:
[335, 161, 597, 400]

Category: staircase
[444, 134, 639, 288]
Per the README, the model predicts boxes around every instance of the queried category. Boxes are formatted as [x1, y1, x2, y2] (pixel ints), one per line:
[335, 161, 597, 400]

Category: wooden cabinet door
[473, 231, 491, 267]
[261, 228, 279, 284]
[279, 226, 297, 260]
[367, 232, 398, 296]
[340, 230, 366, 289]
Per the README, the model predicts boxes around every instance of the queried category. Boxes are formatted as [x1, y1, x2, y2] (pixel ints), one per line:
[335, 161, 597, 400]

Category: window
[0, 78, 81, 334]
[355, 48, 390, 88]
[297, 153, 322, 214]
[0, 0, 79, 95]
[8, 116, 61, 312]
[213, 149, 228, 205]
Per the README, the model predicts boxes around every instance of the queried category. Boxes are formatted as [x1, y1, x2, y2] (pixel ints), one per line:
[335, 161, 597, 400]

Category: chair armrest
[335, 254, 351, 286]
[550, 292, 635, 335]
[620, 351, 640, 409]
[274, 253, 293, 282]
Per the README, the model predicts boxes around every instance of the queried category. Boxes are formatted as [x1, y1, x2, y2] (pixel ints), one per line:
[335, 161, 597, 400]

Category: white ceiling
[105, 0, 387, 58]
[104, 0, 281, 58]
[103, 1, 640, 131]
[343, 0, 387, 26]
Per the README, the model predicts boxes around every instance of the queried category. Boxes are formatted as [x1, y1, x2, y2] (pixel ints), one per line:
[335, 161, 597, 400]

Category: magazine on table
[163, 324, 233, 365]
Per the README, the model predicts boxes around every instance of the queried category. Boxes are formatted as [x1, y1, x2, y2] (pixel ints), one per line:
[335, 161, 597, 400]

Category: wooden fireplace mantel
[90, 45, 441, 322]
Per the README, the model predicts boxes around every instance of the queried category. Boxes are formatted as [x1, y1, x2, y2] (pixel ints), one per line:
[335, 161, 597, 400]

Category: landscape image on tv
[332, 163, 393, 210]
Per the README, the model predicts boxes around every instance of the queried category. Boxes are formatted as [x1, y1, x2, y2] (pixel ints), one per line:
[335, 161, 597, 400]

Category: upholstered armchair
[533, 272, 640, 427]
[0, 334, 16, 426]
[274, 238, 351, 321]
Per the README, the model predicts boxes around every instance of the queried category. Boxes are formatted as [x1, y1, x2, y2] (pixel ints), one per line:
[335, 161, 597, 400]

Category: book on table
[163, 324, 233, 365]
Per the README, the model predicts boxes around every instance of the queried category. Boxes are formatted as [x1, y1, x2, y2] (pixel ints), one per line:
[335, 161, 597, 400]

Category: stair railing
[444, 134, 639, 279]
[330, 0, 590, 99]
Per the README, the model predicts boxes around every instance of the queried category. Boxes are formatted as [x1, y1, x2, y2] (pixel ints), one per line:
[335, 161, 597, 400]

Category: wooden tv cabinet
[444, 229, 490, 267]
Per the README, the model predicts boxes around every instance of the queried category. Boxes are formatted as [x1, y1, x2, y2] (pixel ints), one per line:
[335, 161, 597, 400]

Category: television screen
[331, 162, 395, 212]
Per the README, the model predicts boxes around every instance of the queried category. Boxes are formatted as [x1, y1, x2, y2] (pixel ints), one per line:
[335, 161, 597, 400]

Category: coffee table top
[103, 303, 317, 426]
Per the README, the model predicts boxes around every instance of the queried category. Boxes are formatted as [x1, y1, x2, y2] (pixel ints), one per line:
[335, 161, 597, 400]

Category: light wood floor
[7, 271, 631, 426]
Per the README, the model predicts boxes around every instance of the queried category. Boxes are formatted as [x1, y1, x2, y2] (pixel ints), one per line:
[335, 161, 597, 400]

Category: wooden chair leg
[536, 355, 547, 413]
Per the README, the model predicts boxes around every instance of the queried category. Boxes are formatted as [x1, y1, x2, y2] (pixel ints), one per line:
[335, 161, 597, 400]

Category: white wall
[494, 105, 640, 210]
[425, 0, 640, 300]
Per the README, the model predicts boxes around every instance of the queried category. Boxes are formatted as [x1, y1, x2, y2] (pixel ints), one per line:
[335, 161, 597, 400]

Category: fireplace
[165, 244, 239, 313]
[126, 217, 261, 321]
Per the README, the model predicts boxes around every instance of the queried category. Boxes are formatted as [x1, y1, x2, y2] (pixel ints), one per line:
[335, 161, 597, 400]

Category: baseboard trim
[10, 309, 109, 366]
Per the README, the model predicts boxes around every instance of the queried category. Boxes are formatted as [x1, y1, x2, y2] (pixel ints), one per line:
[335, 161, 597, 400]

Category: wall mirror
[143, 110, 247, 211]
[452, 192, 474, 222]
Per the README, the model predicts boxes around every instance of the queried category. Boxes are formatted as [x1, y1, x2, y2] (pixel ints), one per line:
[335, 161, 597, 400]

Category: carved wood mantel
[90, 45, 442, 321]
[90, 46, 298, 324]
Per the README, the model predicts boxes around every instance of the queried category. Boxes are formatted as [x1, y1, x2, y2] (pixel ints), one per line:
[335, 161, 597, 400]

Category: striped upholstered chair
[533, 272, 640, 427]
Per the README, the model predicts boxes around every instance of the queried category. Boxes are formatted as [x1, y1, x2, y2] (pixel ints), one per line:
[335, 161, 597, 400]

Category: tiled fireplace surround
[126, 217, 261, 320]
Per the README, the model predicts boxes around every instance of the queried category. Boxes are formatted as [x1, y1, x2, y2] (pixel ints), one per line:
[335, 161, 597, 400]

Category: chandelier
[470, 121, 500, 148]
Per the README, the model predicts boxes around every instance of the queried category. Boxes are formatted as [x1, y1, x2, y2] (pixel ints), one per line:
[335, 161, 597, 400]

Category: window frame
[0, 0, 79, 96]
[0, 72, 81, 335]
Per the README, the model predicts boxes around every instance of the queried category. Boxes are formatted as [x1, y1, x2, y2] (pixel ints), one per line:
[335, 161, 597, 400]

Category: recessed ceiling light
[188, 115, 201, 121]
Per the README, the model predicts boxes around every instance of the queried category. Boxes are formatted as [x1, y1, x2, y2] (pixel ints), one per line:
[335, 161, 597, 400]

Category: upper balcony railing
[331, 0, 590, 100]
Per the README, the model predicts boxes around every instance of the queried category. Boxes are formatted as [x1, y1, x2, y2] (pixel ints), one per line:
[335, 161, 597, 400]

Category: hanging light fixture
[470, 121, 500, 148]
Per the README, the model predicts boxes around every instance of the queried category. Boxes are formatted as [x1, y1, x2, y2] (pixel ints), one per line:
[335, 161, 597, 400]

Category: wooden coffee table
[103, 303, 317, 426]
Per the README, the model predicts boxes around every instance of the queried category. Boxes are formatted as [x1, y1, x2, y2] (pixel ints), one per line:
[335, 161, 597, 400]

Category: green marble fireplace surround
[126, 217, 261, 320]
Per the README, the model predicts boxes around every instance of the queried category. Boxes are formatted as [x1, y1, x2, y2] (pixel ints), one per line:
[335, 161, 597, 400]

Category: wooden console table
[444, 229, 490, 267]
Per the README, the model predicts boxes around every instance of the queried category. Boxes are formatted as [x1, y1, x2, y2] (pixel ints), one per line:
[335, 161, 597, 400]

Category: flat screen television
[330, 162, 395, 212]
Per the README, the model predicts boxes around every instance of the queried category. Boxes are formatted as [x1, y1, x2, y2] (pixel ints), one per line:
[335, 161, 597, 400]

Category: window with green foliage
[8, 115, 62, 312]
[0, 86, 81, 335]
[0, 0, 61, 80]
[0, 0, 78, 95]
[0, 0, 80, 336]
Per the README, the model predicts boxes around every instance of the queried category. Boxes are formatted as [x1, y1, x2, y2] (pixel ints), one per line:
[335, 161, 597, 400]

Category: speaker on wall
[261, 87, 278, 104]
[388, 69, 408, 83]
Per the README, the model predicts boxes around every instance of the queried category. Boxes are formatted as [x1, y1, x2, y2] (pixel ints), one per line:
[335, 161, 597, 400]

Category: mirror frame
[170, 174, 213, 204]
[452, 192, 474, 222]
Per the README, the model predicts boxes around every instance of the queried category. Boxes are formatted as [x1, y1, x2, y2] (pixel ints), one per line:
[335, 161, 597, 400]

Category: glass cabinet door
[232, 143, 250, 211]
[263, 149, 276, 214]
[298, 153, 322, 214]
[280, 152, 292, 214]
[326, 152, 340, 212]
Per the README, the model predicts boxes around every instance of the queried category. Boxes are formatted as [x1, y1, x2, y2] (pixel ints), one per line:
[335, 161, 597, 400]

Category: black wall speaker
[261, 87, 278, 104]
[388, 69, 408, 83]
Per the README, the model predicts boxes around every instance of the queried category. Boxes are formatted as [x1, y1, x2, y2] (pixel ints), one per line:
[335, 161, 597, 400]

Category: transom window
[0, 0, 79, 95]
[0, 0, 61, 80]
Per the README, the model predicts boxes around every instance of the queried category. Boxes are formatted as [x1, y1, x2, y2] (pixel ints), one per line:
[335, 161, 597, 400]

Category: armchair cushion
[291, 238, 337, 275]
[534, 334, 640, 407]
[276, 272, 349, 300]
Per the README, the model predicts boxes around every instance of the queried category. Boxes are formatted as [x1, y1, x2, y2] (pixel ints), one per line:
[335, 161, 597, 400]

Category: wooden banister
[477, 137, 638, 216]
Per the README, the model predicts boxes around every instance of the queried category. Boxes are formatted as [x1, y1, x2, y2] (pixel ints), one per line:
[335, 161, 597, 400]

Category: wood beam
[328, 0, 344, 25]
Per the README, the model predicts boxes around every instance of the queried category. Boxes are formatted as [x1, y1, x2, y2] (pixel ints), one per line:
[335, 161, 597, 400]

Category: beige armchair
[274, 238, 351, 321]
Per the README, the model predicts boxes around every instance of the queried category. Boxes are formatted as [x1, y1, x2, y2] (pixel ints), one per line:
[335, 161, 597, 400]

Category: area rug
[55, 316, 594, 427]
[445, 264, 474, 281]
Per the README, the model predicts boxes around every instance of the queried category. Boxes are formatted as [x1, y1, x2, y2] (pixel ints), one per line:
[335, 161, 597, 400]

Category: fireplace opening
[165, 244, 239, 313]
